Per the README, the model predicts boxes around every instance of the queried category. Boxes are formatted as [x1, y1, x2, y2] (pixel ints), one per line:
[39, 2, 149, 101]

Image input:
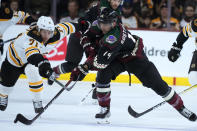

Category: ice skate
[33, 100, 44, 113]
[178, 106, 197, 121]
[0, 94, 8, 111]
[95, 106, 111, 124]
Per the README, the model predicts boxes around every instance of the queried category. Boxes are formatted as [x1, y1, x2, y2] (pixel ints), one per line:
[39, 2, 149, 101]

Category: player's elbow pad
[27, 54, 46, 67]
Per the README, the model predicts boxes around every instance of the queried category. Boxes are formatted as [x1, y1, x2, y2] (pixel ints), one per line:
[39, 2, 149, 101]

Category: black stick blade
[14, 113, 33, 125]
[128, 106, 140, 118]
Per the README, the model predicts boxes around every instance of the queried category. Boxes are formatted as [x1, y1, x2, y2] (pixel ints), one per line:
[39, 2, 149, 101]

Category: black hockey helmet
[98, 8, 118, 25]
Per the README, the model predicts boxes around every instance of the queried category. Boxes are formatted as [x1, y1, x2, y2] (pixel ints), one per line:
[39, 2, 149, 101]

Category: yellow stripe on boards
[19, 73, 192, 86]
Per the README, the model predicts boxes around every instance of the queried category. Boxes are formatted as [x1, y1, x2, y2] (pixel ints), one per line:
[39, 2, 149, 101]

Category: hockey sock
[96, 83, 111, 107]
[0, 85, 13, 96]
[162, 87, 183, 110]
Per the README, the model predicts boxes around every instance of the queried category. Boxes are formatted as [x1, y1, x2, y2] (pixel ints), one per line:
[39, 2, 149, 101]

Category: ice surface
[0, 79, 197, 131]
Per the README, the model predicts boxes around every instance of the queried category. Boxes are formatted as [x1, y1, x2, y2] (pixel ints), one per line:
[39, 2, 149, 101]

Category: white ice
[0, 79, 197, 131]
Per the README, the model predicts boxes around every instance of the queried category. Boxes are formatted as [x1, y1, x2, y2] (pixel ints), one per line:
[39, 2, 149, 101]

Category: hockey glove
[78, 17, 91, 34]
[47, 66, 61, 85]
[0, 39, 3, 55]
[38, 60, 53, 78]
[168, 42, 182, 62]
[70, 64, 89, 81]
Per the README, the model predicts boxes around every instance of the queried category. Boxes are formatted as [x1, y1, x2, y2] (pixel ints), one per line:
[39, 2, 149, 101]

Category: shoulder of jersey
[104, 27, 120, 45]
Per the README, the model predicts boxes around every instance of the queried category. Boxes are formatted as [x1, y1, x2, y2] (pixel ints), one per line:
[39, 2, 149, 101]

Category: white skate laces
[181, 108, 193, 118]
[100, 107, 109, 114]
[0, 95, 8, 106]
[0, 94, 8, 111]
[33, 101, 43, 108]
[33, 100, 44, 113]
[179, 107, 197, 121]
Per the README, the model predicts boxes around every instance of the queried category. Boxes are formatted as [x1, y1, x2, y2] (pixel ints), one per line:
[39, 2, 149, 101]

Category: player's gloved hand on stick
[168, 42, 182, 62]
[0, 39, 4, 55]
[38, 60, 53, 78]
[47, 66, 61, 85]
[70, 64, 89, 81]
[78, 17, 91, 34]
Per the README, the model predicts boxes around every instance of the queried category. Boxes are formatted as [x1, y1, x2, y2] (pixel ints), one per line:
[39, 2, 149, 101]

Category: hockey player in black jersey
[49, 0, 122, 78]
[168, 16, 197, 86]
[70, 8, 197, 123]
[48, 0, 123, 101]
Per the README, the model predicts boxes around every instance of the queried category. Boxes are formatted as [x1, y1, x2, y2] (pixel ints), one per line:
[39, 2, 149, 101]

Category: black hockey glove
[70, 64, 89, 81]
[78, 17, 91, 34]
[38, 60, 53, 78]
[0, 39, 4, 55]
[168, 42, 182, 62]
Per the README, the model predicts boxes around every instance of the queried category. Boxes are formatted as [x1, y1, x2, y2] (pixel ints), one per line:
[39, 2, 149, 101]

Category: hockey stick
[14, 78, 78, 125]
[128, 84, 197, 118]
[0, 37, 16, 46]
[80, 84, 96, 104]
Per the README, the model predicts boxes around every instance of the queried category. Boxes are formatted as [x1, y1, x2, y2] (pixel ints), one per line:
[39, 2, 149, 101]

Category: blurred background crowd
[1, 0, 197, 31]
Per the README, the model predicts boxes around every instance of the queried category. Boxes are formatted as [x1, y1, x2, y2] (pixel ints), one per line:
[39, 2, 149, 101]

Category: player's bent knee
[25, 64, 43, 93]
[25, 64, 42, 81]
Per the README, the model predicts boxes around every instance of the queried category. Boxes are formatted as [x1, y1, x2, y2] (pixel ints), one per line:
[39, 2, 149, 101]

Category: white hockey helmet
[37, 16, 55, 32]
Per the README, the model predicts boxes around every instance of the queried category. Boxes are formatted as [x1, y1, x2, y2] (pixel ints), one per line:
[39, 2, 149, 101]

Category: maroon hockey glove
[78, 17, 91, 34]
[70, 64, 89, 81]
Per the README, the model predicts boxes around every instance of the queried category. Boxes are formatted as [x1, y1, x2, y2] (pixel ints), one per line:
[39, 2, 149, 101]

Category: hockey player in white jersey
[168, 16, 197, 86]
[0, 16, 76, 113]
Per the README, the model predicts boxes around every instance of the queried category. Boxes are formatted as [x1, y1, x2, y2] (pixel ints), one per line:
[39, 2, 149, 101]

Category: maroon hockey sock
[167, 93, 183, 110]
[96, 92, 111, 107]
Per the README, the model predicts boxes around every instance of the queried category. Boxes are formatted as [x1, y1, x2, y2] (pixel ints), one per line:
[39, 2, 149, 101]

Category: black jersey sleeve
[176, 31, 189, 48]
[176, 16, 197, 47]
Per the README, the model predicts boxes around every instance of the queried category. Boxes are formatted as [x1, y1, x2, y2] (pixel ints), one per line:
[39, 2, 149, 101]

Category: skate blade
[96, 118, 110, 124]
